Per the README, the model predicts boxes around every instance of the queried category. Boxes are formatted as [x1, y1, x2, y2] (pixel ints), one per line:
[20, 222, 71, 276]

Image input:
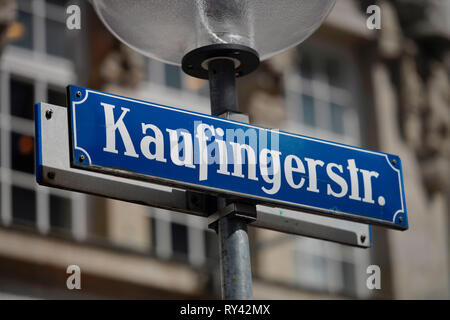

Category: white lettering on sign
[260, 148, 282, 195]
[229, 142, 258, 181]
[196, 123, 215, 181]
[326, 163, 348, 198]
[140, 123, 167, 162]
[166, 129, 196, 169]
[99, 102, 384, 206]
[284, 154, 306, 190]
[101, 103, 139, 158]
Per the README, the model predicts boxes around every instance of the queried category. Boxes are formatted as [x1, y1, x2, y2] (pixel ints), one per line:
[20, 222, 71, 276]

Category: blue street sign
[65, 85, 407, 230]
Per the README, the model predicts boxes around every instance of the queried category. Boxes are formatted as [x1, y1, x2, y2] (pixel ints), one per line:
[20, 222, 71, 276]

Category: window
[9, 10, 33, 50]
[47, 85, 67, 107]
[147, 59, 210, 98]
[12, 185, 36, 227]
[294, 238, 352, 295]
[10, 0, 80, 61]
[10, 76, 34, 120]
[0, 72, 85, 237]
[49, 195, 72, 233]
[301, 94, 316, 127]
[171, 222, 189, 257]
[164, 64, 182, 89]
[149, 209, 213, 268]
[330, 103, 345, 135]
[11, 132, 34, 174]
[299, 53, 313, 80]
[0, 0, 87, 239]
[285, 44, 360, 143]
[294, 235, 370, 297]
[285, 42, 370, 298]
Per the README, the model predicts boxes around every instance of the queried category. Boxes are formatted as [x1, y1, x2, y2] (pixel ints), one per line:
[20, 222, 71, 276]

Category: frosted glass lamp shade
[91, 0, 336, 65]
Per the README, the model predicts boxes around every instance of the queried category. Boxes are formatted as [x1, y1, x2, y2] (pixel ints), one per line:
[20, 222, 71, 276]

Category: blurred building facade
[0, 0, 448, 299]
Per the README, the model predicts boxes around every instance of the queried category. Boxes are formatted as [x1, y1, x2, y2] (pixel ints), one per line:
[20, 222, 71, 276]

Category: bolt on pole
[208, 58, 254, 300]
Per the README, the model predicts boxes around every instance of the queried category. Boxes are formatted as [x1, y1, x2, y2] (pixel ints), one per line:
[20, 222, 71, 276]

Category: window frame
[284, 40, 371, 298]
[147, 59, 210, 101]
[284, 40, 361, 147]
[0, 0, 87, 240]
[14, 0, 78, 60]
[149, 208, 211, 267]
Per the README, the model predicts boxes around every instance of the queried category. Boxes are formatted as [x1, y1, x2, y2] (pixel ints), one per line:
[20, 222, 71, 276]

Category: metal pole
[208, 58, 253, 300]
[208, 58, 239, 115]
[217, 208, 253, 299]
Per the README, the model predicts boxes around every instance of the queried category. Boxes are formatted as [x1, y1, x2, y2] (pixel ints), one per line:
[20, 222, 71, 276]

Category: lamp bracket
[182, 44, 260, 79]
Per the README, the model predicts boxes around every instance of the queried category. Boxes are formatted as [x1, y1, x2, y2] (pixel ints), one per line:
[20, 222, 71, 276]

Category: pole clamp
[208, 202, 257, 230]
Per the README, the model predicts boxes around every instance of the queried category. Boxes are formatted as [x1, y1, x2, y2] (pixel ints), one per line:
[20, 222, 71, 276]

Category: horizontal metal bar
[253, 206, 370, 247]
[35, 103, 371, 248]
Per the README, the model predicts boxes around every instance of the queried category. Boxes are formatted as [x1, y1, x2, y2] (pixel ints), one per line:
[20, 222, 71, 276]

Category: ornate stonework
[370, 0, 450, 195]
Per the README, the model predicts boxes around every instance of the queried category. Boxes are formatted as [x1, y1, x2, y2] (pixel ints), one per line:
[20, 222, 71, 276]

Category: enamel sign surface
[67, 85, 408, 230]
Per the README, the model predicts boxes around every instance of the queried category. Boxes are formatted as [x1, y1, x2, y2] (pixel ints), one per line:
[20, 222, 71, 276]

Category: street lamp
[91, 0, 336, 300]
